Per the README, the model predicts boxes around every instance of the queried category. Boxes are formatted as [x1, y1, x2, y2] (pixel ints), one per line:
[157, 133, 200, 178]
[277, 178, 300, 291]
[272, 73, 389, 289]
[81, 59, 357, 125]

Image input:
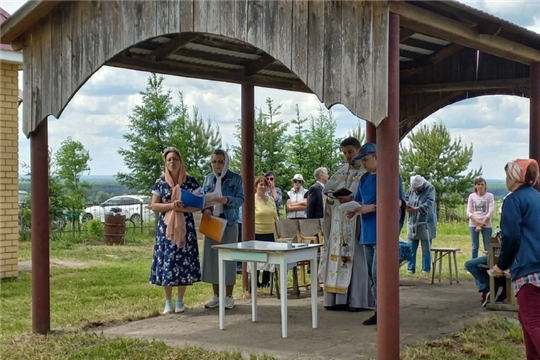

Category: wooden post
[241, 84, 255, 291]
[376, 12, 401, 360]
[366, 121, 376, 143]
[530, 63, 540, 191]
[31, 119, 50, 334]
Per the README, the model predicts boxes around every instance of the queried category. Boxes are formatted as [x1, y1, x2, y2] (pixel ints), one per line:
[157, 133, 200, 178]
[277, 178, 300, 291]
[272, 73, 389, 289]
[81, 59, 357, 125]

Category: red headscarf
[505, 159, 539, 186]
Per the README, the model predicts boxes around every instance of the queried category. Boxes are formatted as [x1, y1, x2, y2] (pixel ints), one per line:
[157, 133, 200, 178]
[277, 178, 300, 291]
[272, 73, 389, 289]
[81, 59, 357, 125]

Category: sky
[2, 0, 539, 180]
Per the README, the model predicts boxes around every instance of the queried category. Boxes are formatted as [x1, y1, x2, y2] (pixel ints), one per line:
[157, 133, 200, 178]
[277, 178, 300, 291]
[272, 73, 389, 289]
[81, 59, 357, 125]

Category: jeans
[364, 244, 377, 309]
[407, 239, 431, 273]
[469, 227, 492, 259]
[464, 256, 489, 292]
[517, 284, 540, 360]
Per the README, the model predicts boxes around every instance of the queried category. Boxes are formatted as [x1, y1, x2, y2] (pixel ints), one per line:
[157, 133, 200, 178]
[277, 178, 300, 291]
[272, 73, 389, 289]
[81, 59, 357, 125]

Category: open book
[199, 215, 228, 242]
[179, 189, 222, 209]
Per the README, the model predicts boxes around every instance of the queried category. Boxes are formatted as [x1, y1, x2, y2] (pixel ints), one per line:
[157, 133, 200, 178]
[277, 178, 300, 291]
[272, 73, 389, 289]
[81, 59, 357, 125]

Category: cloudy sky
[3, 0, 539, 180]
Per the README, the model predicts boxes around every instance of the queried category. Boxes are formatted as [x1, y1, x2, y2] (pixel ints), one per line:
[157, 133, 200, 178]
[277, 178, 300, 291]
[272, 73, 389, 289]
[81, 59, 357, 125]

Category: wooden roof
[1, 0, 539, 138]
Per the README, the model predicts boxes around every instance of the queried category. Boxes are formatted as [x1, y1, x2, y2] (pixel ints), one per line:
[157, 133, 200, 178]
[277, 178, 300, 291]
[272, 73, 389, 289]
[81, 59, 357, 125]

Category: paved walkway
[101, 279, 492, 360]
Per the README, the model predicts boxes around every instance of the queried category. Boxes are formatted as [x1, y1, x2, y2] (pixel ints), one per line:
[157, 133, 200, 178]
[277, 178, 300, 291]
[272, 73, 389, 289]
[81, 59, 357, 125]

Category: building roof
[0, 7, 16, 51]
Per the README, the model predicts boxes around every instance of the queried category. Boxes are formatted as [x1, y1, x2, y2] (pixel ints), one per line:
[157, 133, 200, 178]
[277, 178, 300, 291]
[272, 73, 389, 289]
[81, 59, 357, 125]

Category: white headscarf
[212, 150, 230, 216]
[410, 175, 426, 189]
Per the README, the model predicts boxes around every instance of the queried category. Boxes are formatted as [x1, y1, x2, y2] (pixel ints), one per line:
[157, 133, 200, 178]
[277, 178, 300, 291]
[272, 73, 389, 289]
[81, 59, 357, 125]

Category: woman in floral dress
[149, 147, 201, 314]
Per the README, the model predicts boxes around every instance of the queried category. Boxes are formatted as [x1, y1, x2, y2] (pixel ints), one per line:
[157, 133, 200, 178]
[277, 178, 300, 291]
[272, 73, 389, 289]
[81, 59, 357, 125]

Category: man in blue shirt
[346, 142, 404, 325]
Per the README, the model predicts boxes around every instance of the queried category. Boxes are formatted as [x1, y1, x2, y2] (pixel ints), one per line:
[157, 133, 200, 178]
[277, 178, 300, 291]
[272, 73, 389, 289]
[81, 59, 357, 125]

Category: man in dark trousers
[306, 167, 328, 219]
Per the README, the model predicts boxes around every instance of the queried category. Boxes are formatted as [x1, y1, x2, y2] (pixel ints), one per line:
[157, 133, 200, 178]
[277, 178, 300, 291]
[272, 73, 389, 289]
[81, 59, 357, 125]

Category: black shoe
[362, 312, 377, 326]
[349, 307, 370, 312]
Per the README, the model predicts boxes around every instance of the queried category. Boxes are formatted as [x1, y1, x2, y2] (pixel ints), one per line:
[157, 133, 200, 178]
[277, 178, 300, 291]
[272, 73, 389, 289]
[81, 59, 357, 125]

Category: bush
[85, 219, 104, 240]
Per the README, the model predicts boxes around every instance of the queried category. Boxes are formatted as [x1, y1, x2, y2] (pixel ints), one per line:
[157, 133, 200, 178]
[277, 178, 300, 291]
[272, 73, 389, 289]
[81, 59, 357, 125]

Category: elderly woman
[405, 175, 437, 274]
[255, 175, 278, 287]
[492, 159, 540, 359]
[201, 149, 244, 310]
[149, 147, 202, 314]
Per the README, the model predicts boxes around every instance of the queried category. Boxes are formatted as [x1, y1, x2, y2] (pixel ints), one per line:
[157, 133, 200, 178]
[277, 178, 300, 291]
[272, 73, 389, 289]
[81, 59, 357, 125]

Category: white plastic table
[212, 240, 322, 338]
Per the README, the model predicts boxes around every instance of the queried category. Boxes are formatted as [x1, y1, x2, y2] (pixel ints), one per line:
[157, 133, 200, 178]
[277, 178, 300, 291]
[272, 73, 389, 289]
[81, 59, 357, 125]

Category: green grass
[1, 227, 524, 359]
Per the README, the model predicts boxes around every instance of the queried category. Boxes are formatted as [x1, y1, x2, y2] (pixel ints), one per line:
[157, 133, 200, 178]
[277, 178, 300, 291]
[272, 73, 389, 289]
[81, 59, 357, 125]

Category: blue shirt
[355, 173, 403, 245]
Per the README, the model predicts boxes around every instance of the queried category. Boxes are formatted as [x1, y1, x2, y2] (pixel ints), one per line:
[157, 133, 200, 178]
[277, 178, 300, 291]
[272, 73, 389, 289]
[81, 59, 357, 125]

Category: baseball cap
[355, 142, 377, 160]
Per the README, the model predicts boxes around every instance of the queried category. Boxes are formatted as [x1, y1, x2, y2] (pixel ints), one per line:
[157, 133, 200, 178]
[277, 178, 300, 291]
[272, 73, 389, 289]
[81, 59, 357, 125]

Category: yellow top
[255, 195, 278, 234]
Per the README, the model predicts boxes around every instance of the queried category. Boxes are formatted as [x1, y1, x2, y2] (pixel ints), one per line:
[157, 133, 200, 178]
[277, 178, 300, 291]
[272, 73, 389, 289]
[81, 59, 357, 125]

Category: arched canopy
[1, 1, 539, 138]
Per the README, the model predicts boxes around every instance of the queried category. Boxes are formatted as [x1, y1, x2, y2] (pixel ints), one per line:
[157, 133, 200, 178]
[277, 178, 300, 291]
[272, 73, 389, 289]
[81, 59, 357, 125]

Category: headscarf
[505, 159, 539, 185]
[212, 150, 229, 216]
[410, 175, 426, 189]
[163, 147, 187, 248]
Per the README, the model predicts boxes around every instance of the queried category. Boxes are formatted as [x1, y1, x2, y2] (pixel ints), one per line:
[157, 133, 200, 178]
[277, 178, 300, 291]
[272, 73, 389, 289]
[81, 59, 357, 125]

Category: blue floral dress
[149, 176, 201, 286]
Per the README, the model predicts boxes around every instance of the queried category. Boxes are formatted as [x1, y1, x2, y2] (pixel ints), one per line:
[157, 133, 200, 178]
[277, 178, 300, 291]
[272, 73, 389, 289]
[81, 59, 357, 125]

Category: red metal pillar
[366, 121, 376, 143]
[376, 12, 401, 360]
[241, 84, 255, 291]
[31, 119, 50, 334]
[530, 63, 540, 192]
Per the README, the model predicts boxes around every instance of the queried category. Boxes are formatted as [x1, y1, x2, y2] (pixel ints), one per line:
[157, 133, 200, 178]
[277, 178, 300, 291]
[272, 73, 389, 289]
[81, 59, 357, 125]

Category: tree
[117, 73, 222, 192]
[231, 98, 290, 191]
[399, 122, 482, 215]
[347, 120, 366, 145]
[285, 105, 310, 184]
[55, 137, 92, 235]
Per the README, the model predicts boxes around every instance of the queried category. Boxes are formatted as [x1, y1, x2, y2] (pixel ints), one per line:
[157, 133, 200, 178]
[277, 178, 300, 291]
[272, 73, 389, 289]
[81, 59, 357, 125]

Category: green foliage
[400, 122, 482, 214]
[347, 120, 366, 144]
[85, 219, 104, 240]
[117, 74, 222, 191]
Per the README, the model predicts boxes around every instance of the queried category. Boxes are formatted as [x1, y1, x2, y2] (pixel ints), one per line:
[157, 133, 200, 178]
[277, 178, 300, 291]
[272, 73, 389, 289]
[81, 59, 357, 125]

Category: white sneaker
[204, 295, 219, 309]
[175, 300, 185, 313]
[225, 296, 235, 310]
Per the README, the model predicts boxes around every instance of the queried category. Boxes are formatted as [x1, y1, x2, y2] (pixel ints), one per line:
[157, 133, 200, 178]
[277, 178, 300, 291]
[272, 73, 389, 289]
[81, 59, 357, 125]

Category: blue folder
[180, 189, 205, 209]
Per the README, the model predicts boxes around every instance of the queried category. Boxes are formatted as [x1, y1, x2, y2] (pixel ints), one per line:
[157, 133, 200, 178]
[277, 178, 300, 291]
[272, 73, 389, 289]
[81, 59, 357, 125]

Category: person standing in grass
[467, 177, 495, 259]
[149, 147, 202, 314]
[492, 159, 540, 359]
[201, 149, 244, 310]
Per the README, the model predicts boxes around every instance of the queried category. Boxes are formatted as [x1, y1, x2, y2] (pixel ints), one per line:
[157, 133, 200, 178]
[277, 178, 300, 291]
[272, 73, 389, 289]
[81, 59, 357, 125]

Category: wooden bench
[431, 247, 460, 284]
[486, 238, 518, 311]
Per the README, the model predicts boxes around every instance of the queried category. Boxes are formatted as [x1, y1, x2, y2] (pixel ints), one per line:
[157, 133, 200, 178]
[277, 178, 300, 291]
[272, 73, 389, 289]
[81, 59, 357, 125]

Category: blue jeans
[469, 227, 492, 259]
[364, 244, 377, 309]
[407, 239, 431, 273]
[464, 256, 488, 292]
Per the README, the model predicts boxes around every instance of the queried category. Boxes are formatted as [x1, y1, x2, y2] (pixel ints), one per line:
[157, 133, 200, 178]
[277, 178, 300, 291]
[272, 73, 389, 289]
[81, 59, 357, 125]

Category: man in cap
[346, 142, 404, 325]
[286, 174, 308, 219]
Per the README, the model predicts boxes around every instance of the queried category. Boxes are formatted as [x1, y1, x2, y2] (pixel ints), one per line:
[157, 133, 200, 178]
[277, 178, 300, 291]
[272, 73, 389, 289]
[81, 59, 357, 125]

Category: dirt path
[101, 279, 495, 359]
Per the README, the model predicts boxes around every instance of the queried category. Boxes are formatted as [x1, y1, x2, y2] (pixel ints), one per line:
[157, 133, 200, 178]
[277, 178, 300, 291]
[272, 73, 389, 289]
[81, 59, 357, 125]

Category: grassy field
[0, 225, 524, 360]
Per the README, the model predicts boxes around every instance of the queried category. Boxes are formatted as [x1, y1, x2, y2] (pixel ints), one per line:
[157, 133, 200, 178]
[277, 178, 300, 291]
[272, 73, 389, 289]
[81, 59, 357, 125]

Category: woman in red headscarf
[493, 159, 540, 359]
[149, 147, 202, 314]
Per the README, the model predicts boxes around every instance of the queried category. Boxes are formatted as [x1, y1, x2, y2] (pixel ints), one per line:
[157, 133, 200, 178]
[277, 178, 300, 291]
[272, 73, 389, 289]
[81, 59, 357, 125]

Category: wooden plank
[22, 38, 33, 136]
[60, 1, 72, 112]
[31, 28, 43, 131]
[246, 1, 263, 49]
[401, 78, 530, 94]
[369, 1, 388, 126]
[401, 43, 465, 78]
[167, 0, 180, 34]
[323, 0, 342, 107]
[356, 2, 373, 121]
[40, 15, 52, 119]
[193, 0, 209, 33]
[179, 0, 194, 33]
[291, 0, 308, 82]
[275, 0, 292, 69]
[50, 9, 63, 117]
[234, 0, 248, 42]
[91, 1, 104, 67]
[121, 1, 139, 48]
[261, 0, 277, 56]
[340, 1, 358, 113]
[80, 1, 94, 85]
[139, 0, 157, 41]
[70, 1, 82, 99]
[0, 1, 62, 44]
[206, 0, 221, 35]
[306, 0, 325, 98]
[219, 0, 235, 38]
[144, 33, 199, 61]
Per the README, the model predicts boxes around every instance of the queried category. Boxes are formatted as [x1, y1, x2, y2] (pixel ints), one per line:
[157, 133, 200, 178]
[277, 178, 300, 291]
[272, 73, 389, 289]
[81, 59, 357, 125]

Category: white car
[81, 195, 153, 223]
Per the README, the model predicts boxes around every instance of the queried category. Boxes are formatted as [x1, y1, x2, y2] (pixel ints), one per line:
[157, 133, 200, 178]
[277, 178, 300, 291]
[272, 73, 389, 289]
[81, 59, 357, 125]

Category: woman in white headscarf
[201, 149, 245, 310]
[405, 175, 437, 274]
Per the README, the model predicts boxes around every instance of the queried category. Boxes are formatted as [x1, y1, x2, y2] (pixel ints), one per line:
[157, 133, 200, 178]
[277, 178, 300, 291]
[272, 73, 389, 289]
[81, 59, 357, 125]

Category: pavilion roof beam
[390, 2, 540, 65]
[143, 33, 199, 61]
[400, 43, 464, 78]
[401, 78, 530, 94]
[241, 54, 276, 76]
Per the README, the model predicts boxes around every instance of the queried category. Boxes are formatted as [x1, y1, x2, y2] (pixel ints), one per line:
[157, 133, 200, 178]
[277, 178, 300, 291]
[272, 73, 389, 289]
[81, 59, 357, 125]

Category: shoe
[175, 299, 185, 313]
[162, 303, 172, 314]
[421, 270, 429, 275]
[204, 295, 219, 309]
[324, 304, 350, 311]
[225, 296, 235, 310]
[407, 270, 414, 274]
[349, 307, 370, 312]
[482, 291, 490, 307]
[362, 312, 377, 326]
